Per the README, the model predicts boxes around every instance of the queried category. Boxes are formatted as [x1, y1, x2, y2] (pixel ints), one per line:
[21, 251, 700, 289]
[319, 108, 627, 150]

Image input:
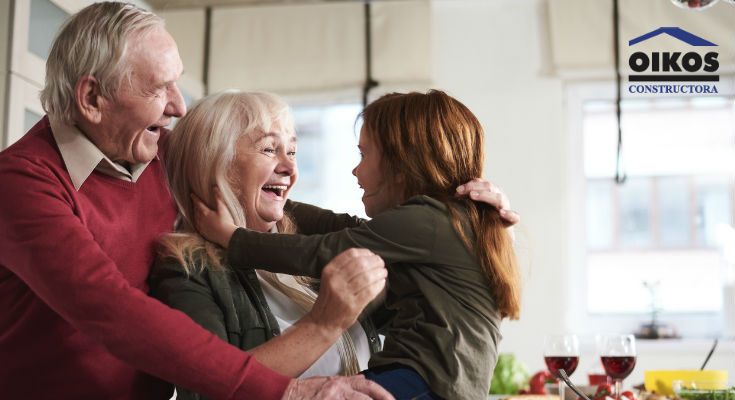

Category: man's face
[91, 26, 186, 165]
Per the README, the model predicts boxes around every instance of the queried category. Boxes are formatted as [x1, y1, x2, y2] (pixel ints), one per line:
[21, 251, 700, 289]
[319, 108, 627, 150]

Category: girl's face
[352, 126, 403, 217]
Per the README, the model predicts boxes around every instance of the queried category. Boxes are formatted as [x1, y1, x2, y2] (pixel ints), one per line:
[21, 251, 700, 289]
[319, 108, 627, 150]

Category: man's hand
[456, 178, 520, 227]
[306, 248, 387, 335]
[190, 187, 238, 248]
[282, 375, 394, 400]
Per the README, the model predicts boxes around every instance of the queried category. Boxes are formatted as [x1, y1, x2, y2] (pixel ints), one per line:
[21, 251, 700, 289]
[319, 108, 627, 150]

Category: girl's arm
[286, 178, 519, 235]
[196, 196, 455, 277]
[285, 200, 364, 234]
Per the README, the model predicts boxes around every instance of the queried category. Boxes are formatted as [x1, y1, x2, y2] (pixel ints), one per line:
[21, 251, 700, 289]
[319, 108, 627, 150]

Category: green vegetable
[677, 388, 735, 400]
[489, 353, 530, 395]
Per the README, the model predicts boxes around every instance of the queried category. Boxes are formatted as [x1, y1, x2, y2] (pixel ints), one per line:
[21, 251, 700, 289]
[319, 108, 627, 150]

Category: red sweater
[0, 117, 291, 399]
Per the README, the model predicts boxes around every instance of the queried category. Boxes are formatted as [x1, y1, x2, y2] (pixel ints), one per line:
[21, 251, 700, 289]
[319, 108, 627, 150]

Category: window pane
[24, 110, 42, 133]
[289, 104, 365, 218]
[29, 0, 69, 60]
[587, 250, 722, 313]
[619, 178, 651, 248]
[696, 177, 733, 247]
[582, 96, 734, 320]
[586, 179, 614, 248]
[658, 177, 691, 247]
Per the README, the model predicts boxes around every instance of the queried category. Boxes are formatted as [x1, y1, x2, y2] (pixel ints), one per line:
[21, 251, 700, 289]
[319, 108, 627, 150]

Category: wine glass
[544, 334, 580, 400]
[599, 334, 637, 399]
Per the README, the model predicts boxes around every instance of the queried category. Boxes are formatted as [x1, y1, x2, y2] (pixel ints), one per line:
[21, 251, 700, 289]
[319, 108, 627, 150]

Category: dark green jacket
[226, 195, 503, 400]
[149, 201, 382, 400]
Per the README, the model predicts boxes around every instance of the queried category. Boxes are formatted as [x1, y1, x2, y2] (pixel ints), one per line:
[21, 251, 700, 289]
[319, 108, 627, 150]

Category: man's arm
[0, 154, 290, 400]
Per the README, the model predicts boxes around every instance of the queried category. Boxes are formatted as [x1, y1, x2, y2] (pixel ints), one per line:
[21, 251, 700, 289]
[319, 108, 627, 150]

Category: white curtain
[548, 0, 734, 76]
[208, 0, 431, 95]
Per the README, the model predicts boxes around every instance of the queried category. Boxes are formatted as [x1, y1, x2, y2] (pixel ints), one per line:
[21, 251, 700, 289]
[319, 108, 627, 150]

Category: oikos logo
[627, 27, 719, 94]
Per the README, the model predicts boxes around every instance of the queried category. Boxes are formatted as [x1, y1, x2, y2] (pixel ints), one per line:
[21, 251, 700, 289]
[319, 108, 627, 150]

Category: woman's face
[230, 125, 297, 232]
[352, 126, 403, 217]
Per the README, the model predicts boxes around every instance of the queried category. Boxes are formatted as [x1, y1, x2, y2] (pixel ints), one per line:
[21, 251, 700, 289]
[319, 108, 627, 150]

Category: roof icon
[629, 27, 717, 46]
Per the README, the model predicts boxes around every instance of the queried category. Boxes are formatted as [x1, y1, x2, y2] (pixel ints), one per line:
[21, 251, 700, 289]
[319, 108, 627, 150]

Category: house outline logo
[629, 27, 717, 47]
[626, 27, 720, 94]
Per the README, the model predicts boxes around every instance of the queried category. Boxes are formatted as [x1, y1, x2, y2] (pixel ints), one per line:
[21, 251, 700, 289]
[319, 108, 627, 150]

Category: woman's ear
[74, 75, 103, 124]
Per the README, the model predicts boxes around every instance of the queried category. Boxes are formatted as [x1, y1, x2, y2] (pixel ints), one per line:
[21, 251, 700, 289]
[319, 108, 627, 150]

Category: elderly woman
[149, 90, 516, 399]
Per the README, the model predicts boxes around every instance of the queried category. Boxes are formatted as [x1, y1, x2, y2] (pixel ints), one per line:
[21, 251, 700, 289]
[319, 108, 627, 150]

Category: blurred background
[1, 0, 733, 387]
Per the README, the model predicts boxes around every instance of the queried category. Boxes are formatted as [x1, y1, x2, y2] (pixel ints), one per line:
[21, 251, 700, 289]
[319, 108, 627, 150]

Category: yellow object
[644, 370, 728, 396]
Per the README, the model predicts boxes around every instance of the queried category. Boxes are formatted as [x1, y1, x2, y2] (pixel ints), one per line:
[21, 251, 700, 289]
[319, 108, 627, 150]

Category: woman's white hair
[40, 2, 163, 124]
[159, 90, 295, 272]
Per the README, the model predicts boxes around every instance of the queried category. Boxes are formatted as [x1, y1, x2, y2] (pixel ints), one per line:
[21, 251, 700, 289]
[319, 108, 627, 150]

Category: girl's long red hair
[361, 90, 521, 319]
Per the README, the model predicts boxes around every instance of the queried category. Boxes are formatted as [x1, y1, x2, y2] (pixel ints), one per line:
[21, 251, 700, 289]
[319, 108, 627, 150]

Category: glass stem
[614, 379, 622, 399]
[559, 378, 565, 400]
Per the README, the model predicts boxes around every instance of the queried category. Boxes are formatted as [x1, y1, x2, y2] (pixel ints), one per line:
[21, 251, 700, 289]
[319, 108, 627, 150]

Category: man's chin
[132, 147, 158, 164]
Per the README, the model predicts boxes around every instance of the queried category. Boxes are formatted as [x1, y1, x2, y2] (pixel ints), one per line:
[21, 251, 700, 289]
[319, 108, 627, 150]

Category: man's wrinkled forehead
[123, 26, 184, 89]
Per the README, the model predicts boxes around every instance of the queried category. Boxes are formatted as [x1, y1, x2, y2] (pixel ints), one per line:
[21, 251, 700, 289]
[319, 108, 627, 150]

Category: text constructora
[628, 83, 718, 94]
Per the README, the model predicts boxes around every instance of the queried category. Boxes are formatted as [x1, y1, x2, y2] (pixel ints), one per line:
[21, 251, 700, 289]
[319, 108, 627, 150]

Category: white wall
[432, 0, 567, 373]
[430, 0, 735, 386]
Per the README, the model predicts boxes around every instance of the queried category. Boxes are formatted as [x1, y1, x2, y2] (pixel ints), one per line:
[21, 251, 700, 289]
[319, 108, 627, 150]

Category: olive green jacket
[226, 195, 504, 400]
[149, 201, 382, 400]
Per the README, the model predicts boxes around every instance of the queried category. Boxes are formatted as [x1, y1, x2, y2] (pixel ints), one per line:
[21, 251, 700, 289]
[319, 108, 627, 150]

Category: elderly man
[0, 3, 392, 399]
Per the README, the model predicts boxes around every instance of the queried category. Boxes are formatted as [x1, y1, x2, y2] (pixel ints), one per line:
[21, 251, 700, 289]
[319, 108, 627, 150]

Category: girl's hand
[456, 178, 520, 227]
[190, 187, 238, 248]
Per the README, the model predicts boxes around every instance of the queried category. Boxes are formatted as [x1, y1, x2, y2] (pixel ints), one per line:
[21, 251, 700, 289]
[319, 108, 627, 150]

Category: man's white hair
[40, 2, 163, 124]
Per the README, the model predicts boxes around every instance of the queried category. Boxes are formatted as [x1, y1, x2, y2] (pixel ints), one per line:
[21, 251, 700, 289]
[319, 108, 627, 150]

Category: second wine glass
[599, 334, 637, 399]
[544, 334, 580, 400]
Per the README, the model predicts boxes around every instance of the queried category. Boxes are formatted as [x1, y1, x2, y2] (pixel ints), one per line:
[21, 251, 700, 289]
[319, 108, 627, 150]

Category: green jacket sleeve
[149, 259, 230, 342]
[285, 200, 365, 234]
[227, 197, 437, 275]
[149, 259, 233, 400]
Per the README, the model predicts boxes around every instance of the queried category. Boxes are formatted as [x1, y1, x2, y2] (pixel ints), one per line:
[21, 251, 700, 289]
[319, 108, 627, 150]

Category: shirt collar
[49, 117, 153, 190]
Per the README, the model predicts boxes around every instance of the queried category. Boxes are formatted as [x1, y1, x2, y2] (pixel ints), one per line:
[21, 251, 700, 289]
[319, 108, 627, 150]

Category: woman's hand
[245, 248, 387, 378]
[306, 248, 387, 335]
[190, 187, 238, 248]
[456, 178, 520, 227]
[283, 375, 394, 400]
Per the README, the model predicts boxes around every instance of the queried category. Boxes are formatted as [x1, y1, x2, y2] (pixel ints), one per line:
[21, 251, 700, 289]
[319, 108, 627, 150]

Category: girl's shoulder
[400, 194, 446, 209]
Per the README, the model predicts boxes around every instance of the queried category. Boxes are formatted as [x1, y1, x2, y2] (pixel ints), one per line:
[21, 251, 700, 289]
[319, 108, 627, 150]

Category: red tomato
[620, 391, 637, 400]
[529, 370, 552, 394]
[596, 384, 614, 396]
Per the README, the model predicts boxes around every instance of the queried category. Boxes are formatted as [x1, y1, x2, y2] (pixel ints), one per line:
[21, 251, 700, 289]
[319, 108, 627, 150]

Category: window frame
[565, 78, 735, 338]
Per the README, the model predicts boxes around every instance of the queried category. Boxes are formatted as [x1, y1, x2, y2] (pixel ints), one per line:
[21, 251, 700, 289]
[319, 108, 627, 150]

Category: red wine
[601, 356, 636, 380]
[544, 356, 579, 378]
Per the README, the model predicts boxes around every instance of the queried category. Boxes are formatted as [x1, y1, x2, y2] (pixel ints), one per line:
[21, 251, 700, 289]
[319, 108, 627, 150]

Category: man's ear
[74, 75, 103, 124]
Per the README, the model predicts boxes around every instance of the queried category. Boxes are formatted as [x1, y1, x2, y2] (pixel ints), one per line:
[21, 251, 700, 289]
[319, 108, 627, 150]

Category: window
[567, 81, 735, 338]
[288, 103, 366, 219]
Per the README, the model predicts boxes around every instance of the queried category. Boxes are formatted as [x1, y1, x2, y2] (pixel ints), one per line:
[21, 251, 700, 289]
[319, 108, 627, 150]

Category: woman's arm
[456, 178, 520, 227]
[150, 249, 386, 378]
[246, 249, 385, 376]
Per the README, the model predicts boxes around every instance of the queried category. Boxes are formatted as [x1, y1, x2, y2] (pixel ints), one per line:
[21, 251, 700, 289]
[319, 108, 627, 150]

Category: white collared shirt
[255, 271, 372, 378]
[49, 117, 153, 191]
